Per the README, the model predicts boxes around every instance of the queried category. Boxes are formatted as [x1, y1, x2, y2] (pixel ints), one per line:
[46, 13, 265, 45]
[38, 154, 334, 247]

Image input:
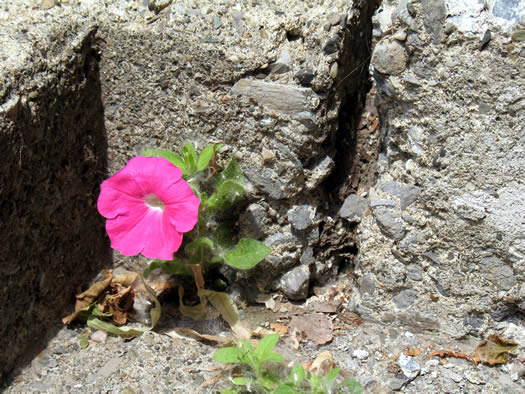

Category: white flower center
[144, 193, 165, 211]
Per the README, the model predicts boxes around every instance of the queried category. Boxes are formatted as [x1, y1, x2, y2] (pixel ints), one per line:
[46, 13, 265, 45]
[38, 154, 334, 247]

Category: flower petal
[162, 181, 201, 232]
[98, 155, 199, 259]
[140, 212, 183, 260]
[126, 156, 183, 196]
[98, 184, 145, 219]
[106, 208, 183, 260]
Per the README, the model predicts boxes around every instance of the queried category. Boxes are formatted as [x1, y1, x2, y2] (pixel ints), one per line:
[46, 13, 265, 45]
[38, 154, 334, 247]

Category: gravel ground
[4, 275, 525, 393]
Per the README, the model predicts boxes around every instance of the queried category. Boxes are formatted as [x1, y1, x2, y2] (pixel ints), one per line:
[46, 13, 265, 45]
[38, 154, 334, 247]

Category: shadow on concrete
[0, 28, 112, 384]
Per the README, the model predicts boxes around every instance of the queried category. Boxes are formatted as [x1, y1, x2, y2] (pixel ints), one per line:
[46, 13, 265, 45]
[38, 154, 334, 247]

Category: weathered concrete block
[354, 0, 525, 336]
[0, 19, 111, 380]
[0, 0, 375, 379]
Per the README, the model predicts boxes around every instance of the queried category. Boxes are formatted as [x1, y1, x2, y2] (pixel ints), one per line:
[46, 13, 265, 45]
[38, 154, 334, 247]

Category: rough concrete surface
[350, 0, 525, 339]
[1, 0, 374, 385]
[1, 0, 525, 392]
[0, 2, 111, 382]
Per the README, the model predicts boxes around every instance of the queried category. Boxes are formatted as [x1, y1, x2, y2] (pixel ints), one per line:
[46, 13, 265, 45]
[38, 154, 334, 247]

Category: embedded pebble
[352, 349, 369, 360]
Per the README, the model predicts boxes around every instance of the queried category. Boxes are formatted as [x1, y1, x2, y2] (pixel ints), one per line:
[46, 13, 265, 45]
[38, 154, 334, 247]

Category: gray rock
[421, 0, 446, 44]
[370, 199, 396, 208]
[306, 155, 334, 189]
[231, 10, 244, 35]
[294, 111, 318, 131]
[300, 247, 315, 265]
[397, 312, 440, 332]
[288, 205, 315, 231]
[464, 314, 484, 329]
[278, 265, 311, 301]
[339, 194, 368, 222]
[492, 0, 521, 24]
[239, 203, 268, 239]
[400, 186, 421, 210]
[380, 180, 403, 196]
[379, 181, 421, 209]
[373, 207, 406, 240]
[323, 35, 340, 55]
[244, 168, 287, 200]
[396, 354, 420, 380]
[359, 274, 376, 296]
[392, 0, 418, 31]
[479, 256, 517, 290]
[270, 50, 291, 74]
[372, 39, 408, 75]
[295, 68, 315, 86]
[231, 79, 318, 114]
[392, 289, 417, 309]
[453, 197, 486, 222]
[406, 264, 423, 281]
[387, 377, 407, 391]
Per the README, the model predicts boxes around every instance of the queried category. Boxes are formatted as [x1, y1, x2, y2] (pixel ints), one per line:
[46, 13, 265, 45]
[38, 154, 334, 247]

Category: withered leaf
[62, 271, 113, 324]
[270, 322, 288, 336]
[405, 347, 422, 357]
[100, 286, 135, 326]
[112, 272, 139, 287]
[165, 327, 231, 344]
[309, 350, 335, 376]
[429, 334, 518, 366]
[473, 334, 518, 365]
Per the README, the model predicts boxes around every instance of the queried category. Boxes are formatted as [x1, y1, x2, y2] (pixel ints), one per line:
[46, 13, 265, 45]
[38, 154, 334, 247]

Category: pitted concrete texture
[350, 0, 525, 339]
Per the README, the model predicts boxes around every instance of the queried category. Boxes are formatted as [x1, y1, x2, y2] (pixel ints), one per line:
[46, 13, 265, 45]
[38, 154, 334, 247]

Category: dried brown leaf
[309, 350, 335, 376]
[473, 334, 518, 365]
[62, 271, 113, 324]
[405, 347, 422, 357]
[429, 334, 518, 366]
[112, 272, 139, 287]
[165, 328, 230, 344]
[270, 322, 288, 336]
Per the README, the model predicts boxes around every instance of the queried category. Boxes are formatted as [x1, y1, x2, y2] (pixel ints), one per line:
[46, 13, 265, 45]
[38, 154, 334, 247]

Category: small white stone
[352, 349, 369, 360]
[393, 31, 407, 41]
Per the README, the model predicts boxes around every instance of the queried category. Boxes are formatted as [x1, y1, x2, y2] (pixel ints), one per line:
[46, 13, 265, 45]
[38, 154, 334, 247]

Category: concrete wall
[0, 23, 111, 380]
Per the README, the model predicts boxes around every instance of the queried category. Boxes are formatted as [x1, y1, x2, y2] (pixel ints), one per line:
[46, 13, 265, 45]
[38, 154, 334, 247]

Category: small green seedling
[213, 334, 363, 394]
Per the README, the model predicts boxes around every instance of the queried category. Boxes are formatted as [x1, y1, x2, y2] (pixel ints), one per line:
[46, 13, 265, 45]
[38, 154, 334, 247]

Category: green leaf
[326, 367, 340, 379]
[199, 288, 240, 326]
[79, 329, 89, 349]
[224, 239, 272, 270]
[274, 384, 301, 394]
[178, 286, 208, 320]
[197, 144, 223, 171]
[213, 346, 245, 364]
[142, 148, 186, 175]
[183, 142, 198, 174]
[87, 318, 148, 338]
[339, 378, 363, 394]
[260, 352, 285, 363]
[216, 157, 244, 186]
[289, 363, 306, 384]
[255, 333, 279, 359]
[184, 238, 215, 265]
[239, 338, 256, 353]
[218, 180, 245, 206]
[212, 221, 236, 250]
[143, 258, 189, 278]
[231, 377, 252, 386]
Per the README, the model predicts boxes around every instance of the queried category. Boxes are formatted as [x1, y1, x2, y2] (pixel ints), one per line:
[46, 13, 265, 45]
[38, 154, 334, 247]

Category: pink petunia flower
[97, 156, 200, 260]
